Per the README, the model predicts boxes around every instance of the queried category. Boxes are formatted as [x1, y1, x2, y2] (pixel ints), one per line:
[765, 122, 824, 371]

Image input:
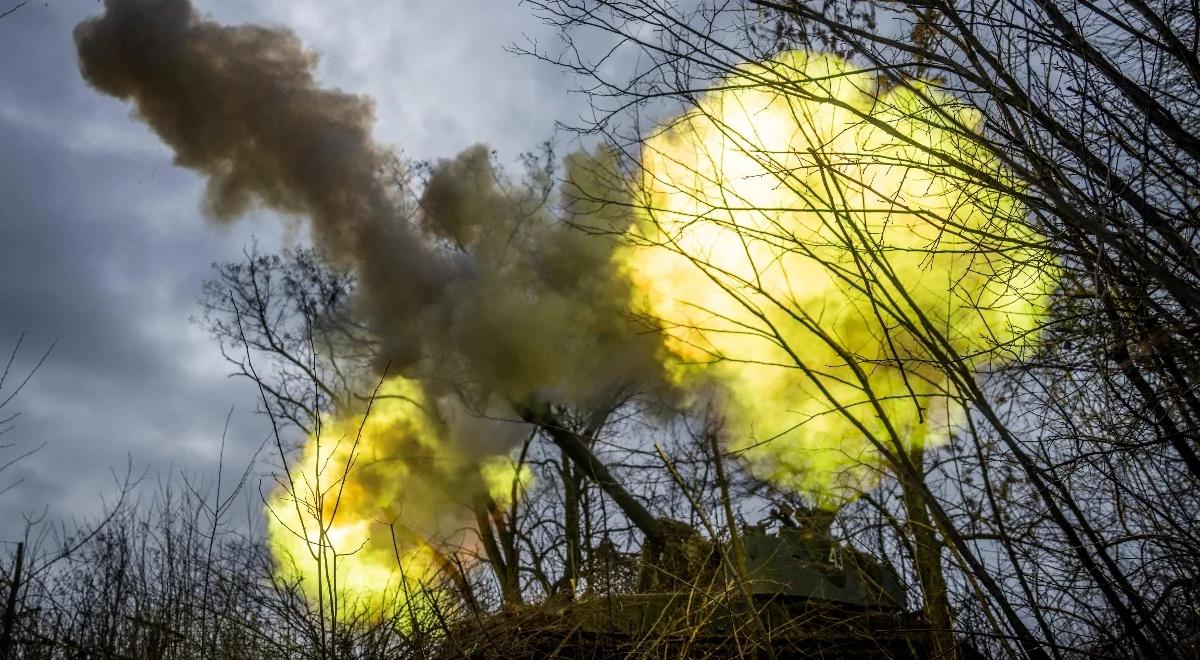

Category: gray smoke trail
[75, 0, 457, 373]
[75, 0, 660, 410]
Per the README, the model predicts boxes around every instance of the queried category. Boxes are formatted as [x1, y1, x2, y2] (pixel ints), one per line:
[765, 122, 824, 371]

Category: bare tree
[0, 334, 53, 500]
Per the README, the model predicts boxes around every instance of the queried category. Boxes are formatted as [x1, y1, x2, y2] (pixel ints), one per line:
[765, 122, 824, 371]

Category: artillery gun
[444, 405, 936, 658]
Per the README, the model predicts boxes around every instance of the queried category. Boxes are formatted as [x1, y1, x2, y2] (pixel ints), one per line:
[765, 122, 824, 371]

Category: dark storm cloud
[0, 3, 276, 539]
[0, 92, 275, 540]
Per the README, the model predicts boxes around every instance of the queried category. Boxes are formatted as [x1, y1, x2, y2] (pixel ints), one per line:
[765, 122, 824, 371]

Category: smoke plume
[76, 0, 663, 615]
[75, 0, 657, 405]
[620, 51, 1058, 506]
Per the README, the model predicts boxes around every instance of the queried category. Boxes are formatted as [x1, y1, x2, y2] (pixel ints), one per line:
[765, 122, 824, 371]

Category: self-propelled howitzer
[518, 402, 904, 607]
[445, 405, 933, 658]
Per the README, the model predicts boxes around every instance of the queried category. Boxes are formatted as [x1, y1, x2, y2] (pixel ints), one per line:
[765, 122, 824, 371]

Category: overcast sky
[0, 0, 596, 542]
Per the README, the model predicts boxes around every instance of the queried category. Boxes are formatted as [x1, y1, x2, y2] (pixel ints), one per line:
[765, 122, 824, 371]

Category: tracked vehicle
[444, 408, 938, 659]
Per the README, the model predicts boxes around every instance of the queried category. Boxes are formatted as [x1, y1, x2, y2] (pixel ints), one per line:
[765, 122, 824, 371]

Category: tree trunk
[475, 500, 522, 606]
[562, 449, 582, 596]
[899, 447, 959, 660]
[1, 542, 25, 660]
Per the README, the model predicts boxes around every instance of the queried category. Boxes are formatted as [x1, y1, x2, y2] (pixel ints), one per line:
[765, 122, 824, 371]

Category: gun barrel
[519, 403, 663, 542]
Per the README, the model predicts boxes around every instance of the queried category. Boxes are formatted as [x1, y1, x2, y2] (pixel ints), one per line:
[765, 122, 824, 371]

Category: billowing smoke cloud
[620, 51, 1058, 507]
[75, 0, 446, 368]
[266, 376, 533, 620]
[414, 144, 661, 405]
[75, 0, 659, 407]
[75, 0, 661, 615]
